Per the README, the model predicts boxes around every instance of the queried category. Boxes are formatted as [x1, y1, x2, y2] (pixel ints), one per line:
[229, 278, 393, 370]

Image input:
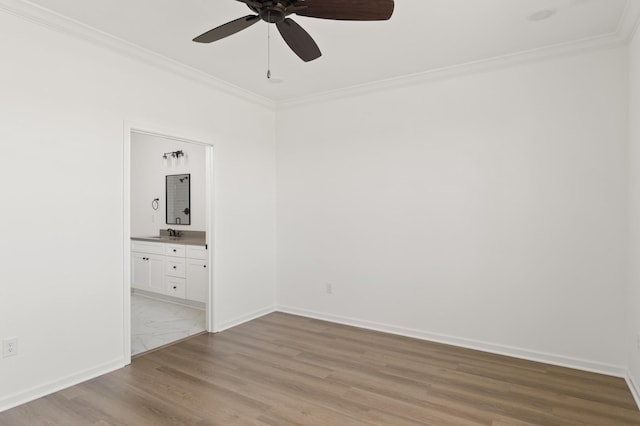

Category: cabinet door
[131, 253, 150, 290]
[148, 255, 164, 294]
[132, 253, 165, 294]
[186, 259, 208, 303]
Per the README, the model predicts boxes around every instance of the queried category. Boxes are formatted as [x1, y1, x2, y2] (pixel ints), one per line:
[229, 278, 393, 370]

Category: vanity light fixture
[162, 150, 184, 160]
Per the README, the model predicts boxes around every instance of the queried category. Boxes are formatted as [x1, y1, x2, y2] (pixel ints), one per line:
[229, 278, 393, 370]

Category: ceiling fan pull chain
[267, 13, 272, 79]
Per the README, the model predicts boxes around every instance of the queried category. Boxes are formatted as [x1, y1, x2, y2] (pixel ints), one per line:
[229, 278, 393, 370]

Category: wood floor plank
[1, 312, 639, 425]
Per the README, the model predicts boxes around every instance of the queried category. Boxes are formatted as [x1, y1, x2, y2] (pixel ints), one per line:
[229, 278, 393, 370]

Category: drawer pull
[203, 265, 206, 268]
[173, 266, 177, 269]
[173, 286, 177, 290]
[173, 249, 177, 253]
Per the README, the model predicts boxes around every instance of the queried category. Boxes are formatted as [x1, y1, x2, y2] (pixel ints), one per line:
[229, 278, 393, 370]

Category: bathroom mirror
[166, 174, 191, 225]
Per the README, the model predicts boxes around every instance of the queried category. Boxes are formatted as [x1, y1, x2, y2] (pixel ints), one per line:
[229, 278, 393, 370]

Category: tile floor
[131, 293, 206, 356]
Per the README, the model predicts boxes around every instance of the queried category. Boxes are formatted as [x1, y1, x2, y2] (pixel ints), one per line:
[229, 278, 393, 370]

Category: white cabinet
[166, 276, 187, 299]
[131, 240, 208, 304]
[165, 258, 186, 278]
[165, 244, 186, 257]
[131, 253, 148, 290]
[186, 259, 208, 303]
[131, 253, 164, 293]
[131, 241, 164, 255]
[186, 245, 207, 260]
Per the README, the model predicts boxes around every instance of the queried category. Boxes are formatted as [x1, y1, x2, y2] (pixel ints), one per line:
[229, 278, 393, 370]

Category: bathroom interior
[129, 131, 208, 356]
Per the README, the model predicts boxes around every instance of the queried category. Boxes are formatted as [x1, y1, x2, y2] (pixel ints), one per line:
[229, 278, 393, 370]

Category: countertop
[131, 230, 206, 246]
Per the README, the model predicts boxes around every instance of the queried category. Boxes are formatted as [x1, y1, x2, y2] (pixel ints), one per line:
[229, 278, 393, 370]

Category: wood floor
[1, 312, 639, 425]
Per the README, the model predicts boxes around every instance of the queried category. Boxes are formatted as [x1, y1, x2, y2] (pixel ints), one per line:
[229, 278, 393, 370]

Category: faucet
[167, 228, 182, 238]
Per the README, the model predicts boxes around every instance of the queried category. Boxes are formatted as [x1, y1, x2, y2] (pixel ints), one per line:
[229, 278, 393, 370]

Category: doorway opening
[123, 124, 215, 362]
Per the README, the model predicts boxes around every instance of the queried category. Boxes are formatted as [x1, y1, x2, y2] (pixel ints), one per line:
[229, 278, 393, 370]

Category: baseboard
[277, 306, 626, 378]
[626, 372, 640, 410]
[132, 289, 206, 310]
[216, 305, 277, 332]
[0, 305, 276, 412]
[0, 357, 125, 413]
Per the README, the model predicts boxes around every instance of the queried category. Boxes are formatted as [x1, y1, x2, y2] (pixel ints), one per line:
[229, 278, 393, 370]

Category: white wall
[0, 1, 635, 413]
[276, 47, 629, 372]
[628, 24, 640, 395]
[130, 132, 206, 237]
[0, 10, 276, 410]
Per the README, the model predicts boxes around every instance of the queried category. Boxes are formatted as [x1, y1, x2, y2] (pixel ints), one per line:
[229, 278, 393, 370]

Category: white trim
[630, 10, 640, 42]
[278, 34, 630, 109]
[132, 290, 206, 310]
[123, 120, 217, 361]
[627, 373, 640, 410]
[277, 306, 627, 378]
[122, 123, 132, 366]
[205, 145, 217, 333]
[125, 123, 213, 150]
[216, 306, 277, 332]
[0, 0, 274, 110]
[277, 0, 640, 108]
[618, 0, 640, 42]
[0, 357, 124, 413]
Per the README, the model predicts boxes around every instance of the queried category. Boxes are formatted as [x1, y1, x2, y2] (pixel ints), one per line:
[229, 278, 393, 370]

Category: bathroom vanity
[131, 230, 208, 304]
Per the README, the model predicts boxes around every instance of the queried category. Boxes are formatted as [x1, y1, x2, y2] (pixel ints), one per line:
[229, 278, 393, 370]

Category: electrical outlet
[325, 283, 333, 294]
[2, 337, 18, 358]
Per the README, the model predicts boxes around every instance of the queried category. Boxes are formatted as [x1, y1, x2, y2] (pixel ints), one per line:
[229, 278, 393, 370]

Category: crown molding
[2, 0, 638, 112]
[277, 0, 640, 110]
[617, 0, 640, 42]
[0, 0, 276, 110]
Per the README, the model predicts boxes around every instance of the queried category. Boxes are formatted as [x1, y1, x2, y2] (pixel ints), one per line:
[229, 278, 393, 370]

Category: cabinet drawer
[165, 258, 186, 278]
[186, 245, 207, 260]
[165, 244, 186, 257]
[166, 277, 186, 299]
[131, 241, 164, 255]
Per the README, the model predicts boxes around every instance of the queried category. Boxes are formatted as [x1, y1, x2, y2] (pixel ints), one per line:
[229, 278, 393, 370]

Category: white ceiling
[19, 0, 639, 102]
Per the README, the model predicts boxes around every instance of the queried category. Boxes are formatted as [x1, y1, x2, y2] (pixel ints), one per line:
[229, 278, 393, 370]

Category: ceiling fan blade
[295, 0, 394, 21]
[193, 15, 260, 43]
[276, 18, 322, 62]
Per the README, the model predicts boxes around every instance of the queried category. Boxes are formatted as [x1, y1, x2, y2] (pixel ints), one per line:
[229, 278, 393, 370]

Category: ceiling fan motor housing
[254, 1, 289, 23]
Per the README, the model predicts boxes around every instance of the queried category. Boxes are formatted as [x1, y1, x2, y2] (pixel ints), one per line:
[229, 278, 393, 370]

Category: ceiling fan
[193, 0, 395, 62]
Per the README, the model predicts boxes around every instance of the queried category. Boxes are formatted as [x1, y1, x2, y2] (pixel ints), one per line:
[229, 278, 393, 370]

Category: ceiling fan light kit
[193, 0, 395, 62]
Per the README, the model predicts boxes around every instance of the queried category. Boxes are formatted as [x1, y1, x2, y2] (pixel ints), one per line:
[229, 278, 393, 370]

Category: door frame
[123, 121, 216, 364]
